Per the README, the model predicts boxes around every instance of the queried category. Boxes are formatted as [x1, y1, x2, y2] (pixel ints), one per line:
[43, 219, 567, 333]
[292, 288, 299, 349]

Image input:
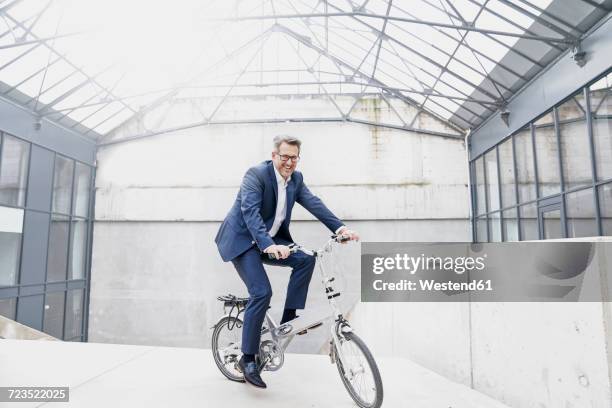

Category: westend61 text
[373, 279, 493, 292]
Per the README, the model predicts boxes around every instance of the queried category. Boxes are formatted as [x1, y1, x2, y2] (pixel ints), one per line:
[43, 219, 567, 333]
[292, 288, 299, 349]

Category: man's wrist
[335, 226, 347, 234]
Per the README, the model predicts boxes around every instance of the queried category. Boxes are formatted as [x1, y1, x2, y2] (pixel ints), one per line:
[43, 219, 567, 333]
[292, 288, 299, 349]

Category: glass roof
[0, 0, 609, 140]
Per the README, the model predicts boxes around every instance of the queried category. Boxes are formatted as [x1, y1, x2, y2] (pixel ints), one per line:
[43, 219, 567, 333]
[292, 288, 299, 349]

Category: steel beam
[98, 114, 462, 148]
[213, 12, 574, 44]
[496, 0, 578, 41]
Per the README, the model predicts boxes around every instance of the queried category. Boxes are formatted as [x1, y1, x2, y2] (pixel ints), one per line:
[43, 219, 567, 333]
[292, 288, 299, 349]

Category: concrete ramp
[0, 339, 511, 408]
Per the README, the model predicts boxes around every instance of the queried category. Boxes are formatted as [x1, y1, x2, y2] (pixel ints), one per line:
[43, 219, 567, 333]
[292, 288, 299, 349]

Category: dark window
[598, 182, 612, 236]
[0, 297, 16, 320]
[476, 216, 487, 242]
[485, 150, 499, 212]
[0, 206, 23, 287]
[64, 289, 84, 339]
[0, 134, 30, 207]
[488, 212, 501, 242]
[566, 188, 597, 238]
[43, 291, 65, 339]
[52, 155, 74, 215]
[534, 112, 561, 197]
[541, 208, 563, 240]
[47, 215, 70, 282]
[69, 219, 88, 280]
[475, 157, 486, 215]
[502, 208, 518, 241]
[73, 163, 91, 218]
[591, 74, 612, 181]
[498, 138, 516, 208]
[514, 128, 536, 203]
[559, 93, 591, 190]
[519, 203, 538, 240]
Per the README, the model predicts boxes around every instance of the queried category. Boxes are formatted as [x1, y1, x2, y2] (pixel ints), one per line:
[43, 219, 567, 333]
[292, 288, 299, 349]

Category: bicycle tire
[334, 332, 383, 408]
[211, 316, 245, 382]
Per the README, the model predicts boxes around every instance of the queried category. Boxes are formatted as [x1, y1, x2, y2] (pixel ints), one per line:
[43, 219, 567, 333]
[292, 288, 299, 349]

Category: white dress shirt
[267, 166, 345, 243]
[269, 166, 290, 237]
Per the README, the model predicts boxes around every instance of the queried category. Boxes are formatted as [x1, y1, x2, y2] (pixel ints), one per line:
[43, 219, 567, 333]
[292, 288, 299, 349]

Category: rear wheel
[211, 316, 244, 382]
[333, 332, 383, 408]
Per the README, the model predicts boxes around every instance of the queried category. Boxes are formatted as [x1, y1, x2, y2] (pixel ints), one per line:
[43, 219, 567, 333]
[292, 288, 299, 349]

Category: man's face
[272, 142, 300, 180]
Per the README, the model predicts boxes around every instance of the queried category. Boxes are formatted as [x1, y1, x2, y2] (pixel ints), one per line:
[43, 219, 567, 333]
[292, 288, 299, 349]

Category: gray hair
[273, 135, 301, 152]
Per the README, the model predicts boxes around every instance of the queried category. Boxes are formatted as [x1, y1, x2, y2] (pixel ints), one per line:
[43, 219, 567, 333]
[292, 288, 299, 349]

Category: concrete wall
[89, 95, 470, 354]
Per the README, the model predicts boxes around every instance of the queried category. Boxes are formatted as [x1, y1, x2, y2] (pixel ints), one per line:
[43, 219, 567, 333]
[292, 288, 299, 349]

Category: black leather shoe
[237, 356, 267, 389]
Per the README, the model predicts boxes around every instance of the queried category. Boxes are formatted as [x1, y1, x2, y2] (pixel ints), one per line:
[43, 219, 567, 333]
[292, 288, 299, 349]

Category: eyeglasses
[276, 153, 300, 163]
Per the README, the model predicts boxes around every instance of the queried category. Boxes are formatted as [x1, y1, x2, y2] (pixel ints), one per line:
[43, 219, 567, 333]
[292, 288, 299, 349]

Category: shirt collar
[273, 164, 291, 186]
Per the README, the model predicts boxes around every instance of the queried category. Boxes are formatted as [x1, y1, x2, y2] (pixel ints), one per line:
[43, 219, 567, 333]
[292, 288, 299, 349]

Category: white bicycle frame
[218, 236, 354, 372]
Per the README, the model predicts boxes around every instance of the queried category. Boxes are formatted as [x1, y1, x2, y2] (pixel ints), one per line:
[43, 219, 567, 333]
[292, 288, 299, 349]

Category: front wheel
[333, 332, 383, 408]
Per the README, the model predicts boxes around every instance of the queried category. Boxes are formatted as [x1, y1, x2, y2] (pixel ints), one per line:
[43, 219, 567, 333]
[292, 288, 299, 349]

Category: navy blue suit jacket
[215, 160, 344, 262]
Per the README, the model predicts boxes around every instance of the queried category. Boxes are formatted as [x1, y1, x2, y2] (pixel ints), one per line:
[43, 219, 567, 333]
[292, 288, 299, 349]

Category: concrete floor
[0, 339, 511, 408]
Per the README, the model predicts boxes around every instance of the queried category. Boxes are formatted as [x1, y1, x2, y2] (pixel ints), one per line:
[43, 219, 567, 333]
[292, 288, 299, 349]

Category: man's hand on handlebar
[264, 244, 291, 259]
[337, 227, 360, 243]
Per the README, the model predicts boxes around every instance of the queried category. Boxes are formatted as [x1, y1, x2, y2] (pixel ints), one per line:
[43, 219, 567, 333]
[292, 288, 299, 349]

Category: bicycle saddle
[217, 294, 249, 308]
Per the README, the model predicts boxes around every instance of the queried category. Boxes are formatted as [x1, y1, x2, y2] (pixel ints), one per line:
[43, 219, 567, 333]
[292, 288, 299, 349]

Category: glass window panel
[474, 158, 486, 215]
[498, 138, 516, 208]
[598, 182, 612, 236]
[476, 217, 487, 243]
[558, 95, 591, 190]
[485, 150, 500, 212]
[52, 155, 74, 214]
[69, 219, 87, 280]
[47, 215, 69, 282]
[73, 163, 91, 218]
[0, 206, 23, 287]
[514, 128, 537, 203]
[502, 208, 519, 241]
[590, 72, 611, 94]
[0, 134, 30, 207]
[519, 202, 538, 240]
[542, 209, 563, 240]
[591, 79, 612, 181]
[534, 112, 561, 197]
[489, 212, 502, 242]
[64, 289, 83, 339]
[0, 297, 16, 319]
[592, 111, 612, 182]
[43, 291, 65, 339]
[566, 188, 597, 238]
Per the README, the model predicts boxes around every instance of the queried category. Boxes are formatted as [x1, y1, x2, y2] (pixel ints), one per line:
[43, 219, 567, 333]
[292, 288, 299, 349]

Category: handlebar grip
[336, 235, 351, 243]
[267, 245, 298, 260]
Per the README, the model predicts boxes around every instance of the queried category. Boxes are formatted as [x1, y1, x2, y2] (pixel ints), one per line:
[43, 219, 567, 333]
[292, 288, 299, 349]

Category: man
[215, 135, 358, 389]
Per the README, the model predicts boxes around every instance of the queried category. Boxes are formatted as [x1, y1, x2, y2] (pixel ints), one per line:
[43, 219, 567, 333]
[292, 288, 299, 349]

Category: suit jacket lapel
[286, 178, 295, 213]
[266, 161, 278, 203]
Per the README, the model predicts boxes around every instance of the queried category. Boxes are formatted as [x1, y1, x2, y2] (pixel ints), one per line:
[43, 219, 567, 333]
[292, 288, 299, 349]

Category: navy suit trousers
[231, 243, 316, 355]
